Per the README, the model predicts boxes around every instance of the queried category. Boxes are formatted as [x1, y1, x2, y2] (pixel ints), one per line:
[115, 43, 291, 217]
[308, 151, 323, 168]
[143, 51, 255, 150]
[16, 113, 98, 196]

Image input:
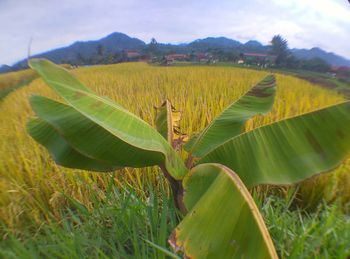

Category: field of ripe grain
[0, 69, 37, 101]
[0, 62, 349, 234]
[0, 69, 36, 90]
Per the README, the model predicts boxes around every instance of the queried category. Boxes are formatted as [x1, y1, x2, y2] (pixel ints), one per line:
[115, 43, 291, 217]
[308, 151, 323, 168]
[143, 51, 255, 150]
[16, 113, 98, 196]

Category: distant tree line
[269, 35, 331, 72]
[72, 44, 122, 66]
[68, 35, 332, 73]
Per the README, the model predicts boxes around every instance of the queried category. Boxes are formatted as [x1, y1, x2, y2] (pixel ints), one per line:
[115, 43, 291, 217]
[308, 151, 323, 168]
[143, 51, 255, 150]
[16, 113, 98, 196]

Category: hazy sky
[0, 0, 349, 65]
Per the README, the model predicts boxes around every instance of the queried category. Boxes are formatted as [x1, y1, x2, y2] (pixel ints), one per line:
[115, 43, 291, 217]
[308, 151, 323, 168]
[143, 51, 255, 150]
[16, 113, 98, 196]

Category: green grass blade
[143, 239, 181, 259]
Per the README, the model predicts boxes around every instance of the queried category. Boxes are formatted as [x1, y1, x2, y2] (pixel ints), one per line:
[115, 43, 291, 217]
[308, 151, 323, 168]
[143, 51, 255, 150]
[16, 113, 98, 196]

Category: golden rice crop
[0, 62, 348, 233]
[0, 69, 36, 90]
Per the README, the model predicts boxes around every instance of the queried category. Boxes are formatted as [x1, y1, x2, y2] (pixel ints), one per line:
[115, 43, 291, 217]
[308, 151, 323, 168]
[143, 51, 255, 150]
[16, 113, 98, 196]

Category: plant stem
[185, 155, 194, 169]
[159, 165, 187, 214]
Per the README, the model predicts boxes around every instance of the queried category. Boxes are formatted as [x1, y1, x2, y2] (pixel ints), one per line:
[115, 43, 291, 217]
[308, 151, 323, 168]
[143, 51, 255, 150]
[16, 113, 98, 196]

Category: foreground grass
[0, 180, 179, 259]
[260, 196, 350, 258]
[1, 180, 349, 259]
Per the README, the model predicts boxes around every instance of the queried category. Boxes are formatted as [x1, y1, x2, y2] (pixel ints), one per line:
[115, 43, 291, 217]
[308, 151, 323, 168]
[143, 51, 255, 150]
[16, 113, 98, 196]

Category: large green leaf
[155, 99, 187, 150]
[30, 95, 164, 168]
[28, 59, 187, 179]
[155, 100, 171, 141]
[28, 118, 119, 171]
[199, 101, 350, 188]
[185, 75, 275, 157]
[155, 99, 183, 144]
[169, 163, 278, 259]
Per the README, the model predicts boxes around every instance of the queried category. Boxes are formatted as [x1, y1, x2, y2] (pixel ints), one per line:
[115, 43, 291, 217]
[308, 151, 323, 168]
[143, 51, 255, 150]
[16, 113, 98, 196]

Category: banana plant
[27, 59, 350, 258]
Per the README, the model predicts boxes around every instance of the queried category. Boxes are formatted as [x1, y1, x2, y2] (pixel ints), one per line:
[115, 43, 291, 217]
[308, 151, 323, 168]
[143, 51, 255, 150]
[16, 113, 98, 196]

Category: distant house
[122, 50, 141, 61]
[331, 66, 350, 73]
[195, 53, 212, 63]
[165, 54, 189, 64]
[242, 53, 277, 67]
[330, 66, 350, 80]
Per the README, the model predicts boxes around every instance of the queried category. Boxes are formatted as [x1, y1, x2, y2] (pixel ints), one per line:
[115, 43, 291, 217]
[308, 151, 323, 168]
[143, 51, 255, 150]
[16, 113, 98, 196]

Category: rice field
[0, 69, 37, 101]
[0, 69, 36, 90]
[0, 62, 349, 238]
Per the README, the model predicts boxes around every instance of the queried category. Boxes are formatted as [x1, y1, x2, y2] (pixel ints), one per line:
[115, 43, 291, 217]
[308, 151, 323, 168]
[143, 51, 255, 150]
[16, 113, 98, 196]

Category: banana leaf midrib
[43, 79, 172, 153]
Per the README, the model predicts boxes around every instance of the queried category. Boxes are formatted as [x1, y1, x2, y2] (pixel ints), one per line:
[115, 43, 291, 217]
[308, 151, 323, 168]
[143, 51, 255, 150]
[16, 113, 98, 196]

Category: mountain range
[1, 32, 350, 73]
